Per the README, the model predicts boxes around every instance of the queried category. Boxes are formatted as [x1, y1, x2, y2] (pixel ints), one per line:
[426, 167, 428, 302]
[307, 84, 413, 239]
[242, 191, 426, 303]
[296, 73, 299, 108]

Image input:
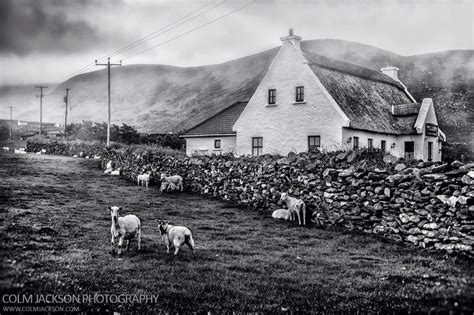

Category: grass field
[0, 152, 473, 313]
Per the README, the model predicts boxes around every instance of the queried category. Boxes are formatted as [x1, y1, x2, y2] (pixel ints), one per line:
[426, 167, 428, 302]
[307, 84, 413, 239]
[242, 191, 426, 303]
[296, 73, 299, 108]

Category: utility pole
[35, 85, 48, 135]
[9, 106, 14, 141]
[95, 57, 122, 146]
[64, 88, 70, 141]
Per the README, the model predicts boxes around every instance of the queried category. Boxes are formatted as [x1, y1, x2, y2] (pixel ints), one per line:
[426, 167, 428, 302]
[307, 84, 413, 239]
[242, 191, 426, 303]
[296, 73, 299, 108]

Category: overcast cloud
[0, 0, 472, 85]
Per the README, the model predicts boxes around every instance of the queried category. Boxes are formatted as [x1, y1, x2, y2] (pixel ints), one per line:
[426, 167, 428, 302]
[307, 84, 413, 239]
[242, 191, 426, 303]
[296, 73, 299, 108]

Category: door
[404, 141, 414, 160]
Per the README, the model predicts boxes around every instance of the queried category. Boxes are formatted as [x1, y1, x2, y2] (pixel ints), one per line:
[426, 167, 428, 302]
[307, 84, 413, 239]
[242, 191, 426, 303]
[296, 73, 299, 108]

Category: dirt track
[1, 152, 473, 313]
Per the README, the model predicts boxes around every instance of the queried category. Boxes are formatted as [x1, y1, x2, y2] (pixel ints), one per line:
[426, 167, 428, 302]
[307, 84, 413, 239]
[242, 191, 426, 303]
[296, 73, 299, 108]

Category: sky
[0, 0, 473, 85]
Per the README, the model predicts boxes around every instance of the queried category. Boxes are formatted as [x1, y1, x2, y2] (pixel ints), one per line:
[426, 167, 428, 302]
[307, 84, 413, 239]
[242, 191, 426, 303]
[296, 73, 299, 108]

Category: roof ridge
[301, 49, 405, 90]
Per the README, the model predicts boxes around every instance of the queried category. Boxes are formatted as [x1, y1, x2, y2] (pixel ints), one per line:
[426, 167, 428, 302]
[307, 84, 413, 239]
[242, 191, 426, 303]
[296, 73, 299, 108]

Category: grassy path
[0, 153, 472, 313]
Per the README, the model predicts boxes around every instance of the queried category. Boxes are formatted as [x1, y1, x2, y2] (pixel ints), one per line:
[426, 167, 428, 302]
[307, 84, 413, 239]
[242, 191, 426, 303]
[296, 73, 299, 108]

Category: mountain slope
[0, 39, 472, 145]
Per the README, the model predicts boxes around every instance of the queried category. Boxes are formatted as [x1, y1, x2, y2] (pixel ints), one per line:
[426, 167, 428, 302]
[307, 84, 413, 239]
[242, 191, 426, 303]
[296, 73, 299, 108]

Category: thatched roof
[303, 50, 418, 134]
[392, 103, 421, 116]
[183, 101, 247, 137]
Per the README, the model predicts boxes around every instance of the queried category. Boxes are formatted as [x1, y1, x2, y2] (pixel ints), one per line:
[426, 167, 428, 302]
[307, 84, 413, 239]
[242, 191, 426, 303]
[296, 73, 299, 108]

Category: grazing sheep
[137, 172, 151, 187]
[158, 220, 195, 256]
[109, 206, 141, 255]
[14, 148, 26, 154]
[2, 146, 9, 153]
[280, 192, 306, 225]
[41, 149, 46, 154]
[160, 173, 183, 191]
[271, 208, 292, 221]
[159, 182, 169, 193]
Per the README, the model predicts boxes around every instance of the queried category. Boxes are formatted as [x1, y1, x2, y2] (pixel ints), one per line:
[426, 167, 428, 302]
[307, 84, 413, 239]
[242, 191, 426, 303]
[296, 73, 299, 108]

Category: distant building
[18, 121, 27, 126]
[183, 30, 445, 161]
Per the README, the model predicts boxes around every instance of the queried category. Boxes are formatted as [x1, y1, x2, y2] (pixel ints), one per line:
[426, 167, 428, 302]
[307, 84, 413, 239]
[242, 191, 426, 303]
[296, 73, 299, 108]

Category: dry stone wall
[99, 149, 474, 257]
[25, 140, 474, 256]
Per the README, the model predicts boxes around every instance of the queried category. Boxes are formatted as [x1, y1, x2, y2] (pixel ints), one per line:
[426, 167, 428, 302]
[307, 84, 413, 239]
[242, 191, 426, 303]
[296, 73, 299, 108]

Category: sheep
[108, 206, 141, 255]
[160, 173, 183, 191]
[14, 148, 26, 154]
[271, 208, 292, 221]
[166, 183, 178, 192]
[41, 149, 46, 154]
[137, 172, 151, 187]
[280, 192, 307, 225]
[157, 220, 195, 256]
[104, 161, 113, 174]
[159, 181, 169, 193]
[2, 146, 9, 153]
[110, 168, 121, 176]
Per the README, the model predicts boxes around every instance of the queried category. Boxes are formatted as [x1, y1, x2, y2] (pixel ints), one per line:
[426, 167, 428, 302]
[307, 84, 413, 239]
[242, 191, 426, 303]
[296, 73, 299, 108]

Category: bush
[442, 142, 473, 163]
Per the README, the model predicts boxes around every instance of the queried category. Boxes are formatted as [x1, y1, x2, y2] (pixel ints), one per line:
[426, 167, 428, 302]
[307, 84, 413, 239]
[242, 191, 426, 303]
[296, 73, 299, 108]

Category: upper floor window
[308, 136, 321, 152]
[252, 137, 263, 156]
[214, 139, 221, 149]
[268, 89, 276, 105]
[296, 86, 304, 102]
[353, 136, 359, 150]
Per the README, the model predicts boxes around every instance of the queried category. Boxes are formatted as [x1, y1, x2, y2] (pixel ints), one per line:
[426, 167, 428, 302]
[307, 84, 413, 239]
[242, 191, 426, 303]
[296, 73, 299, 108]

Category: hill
[0, 39, 472, 145]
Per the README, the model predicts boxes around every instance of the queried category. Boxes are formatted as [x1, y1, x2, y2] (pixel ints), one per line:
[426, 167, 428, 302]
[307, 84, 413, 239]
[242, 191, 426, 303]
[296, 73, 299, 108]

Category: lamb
[157, 220, 195, 256]
[159, 181, 169, 193]
[104, 161, 113, 174]
[280, 192, 306, 225]
[271, 208, 292, 221]
[160, 173, 183, 191]
[167, 183, 178, 192]
[137, 172, 151, 187]
[108, 206, 141, 255]
[110, 168, 121, 176]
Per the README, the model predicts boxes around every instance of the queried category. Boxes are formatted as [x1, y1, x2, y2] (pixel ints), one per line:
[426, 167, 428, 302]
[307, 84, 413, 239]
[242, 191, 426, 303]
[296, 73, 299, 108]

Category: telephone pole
[35, 85, 48, 135]
[95, 57, 122, 146]
[9, 106, 14, 141]
[64, 88, 70, 141]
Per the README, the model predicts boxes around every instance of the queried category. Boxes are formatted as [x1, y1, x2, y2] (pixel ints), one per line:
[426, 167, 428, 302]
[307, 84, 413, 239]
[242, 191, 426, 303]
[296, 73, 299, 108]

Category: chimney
[280, 28, 302, 51]
[381, 66, 399, 81]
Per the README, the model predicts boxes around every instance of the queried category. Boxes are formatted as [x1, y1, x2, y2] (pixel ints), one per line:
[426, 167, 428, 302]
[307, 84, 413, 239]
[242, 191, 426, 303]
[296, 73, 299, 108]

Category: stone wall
[99, 148, 474, 257]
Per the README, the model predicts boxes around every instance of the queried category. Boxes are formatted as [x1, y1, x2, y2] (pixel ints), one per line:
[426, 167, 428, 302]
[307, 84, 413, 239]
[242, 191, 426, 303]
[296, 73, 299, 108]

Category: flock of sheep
[104, 160, 307, 257]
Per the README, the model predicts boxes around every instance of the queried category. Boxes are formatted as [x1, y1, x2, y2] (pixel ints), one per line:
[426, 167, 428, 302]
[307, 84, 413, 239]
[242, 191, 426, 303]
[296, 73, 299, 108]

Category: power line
[123, 0, 256, 61]
[35, 85, 48, 135]
[63, 1, 223, 80]
[95, 58, 122, 146]
[9, 106, 14, 141]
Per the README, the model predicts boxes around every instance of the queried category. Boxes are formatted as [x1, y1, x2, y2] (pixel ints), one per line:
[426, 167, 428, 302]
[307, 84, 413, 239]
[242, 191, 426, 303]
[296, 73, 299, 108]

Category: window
[381, 140, 386, 152]
[214, 139, 221, 149]
[308, 136, 321, 152]
[295, 86, 304, 102]
[268, 89, 276, 105]
[428, 142, 433, 161]
[353, 136, 359, 150]
[252, 137, 263, 156]
[368, 138, 373, 149]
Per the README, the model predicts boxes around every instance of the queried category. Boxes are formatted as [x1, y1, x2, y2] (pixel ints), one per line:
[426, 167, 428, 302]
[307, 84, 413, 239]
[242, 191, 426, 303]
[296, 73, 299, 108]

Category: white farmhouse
[183, 30, 445, 161]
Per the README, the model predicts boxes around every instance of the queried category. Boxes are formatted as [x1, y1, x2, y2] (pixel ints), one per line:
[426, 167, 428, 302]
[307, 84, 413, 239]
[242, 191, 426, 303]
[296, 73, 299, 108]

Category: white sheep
[137, 172, 151, 187]
[159, 181, 169, 193]
[104, 161, 113, 174]
[110, 168, 121, 176]
[280, 192, 307, 225]
[108, 206, 141, 255]
[158, 220, 195, 256]
[166, 183, 178, 192]
[160, 173, 183, 191]
[2, 146, 9, 153]
[271, 208, 292, 221]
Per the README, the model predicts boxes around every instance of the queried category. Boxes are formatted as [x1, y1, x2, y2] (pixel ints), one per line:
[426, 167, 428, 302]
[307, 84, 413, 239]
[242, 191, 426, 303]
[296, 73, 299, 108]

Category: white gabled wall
[185, 136, 236, 156]
[233, 39, 348, 156]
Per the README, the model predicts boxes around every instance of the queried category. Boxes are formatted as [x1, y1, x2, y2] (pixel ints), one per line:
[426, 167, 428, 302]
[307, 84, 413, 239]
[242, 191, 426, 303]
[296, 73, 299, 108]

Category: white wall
[233, 40, 348, 156]
[342, 128, 442, 162]
[185, 136, 236, 156]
